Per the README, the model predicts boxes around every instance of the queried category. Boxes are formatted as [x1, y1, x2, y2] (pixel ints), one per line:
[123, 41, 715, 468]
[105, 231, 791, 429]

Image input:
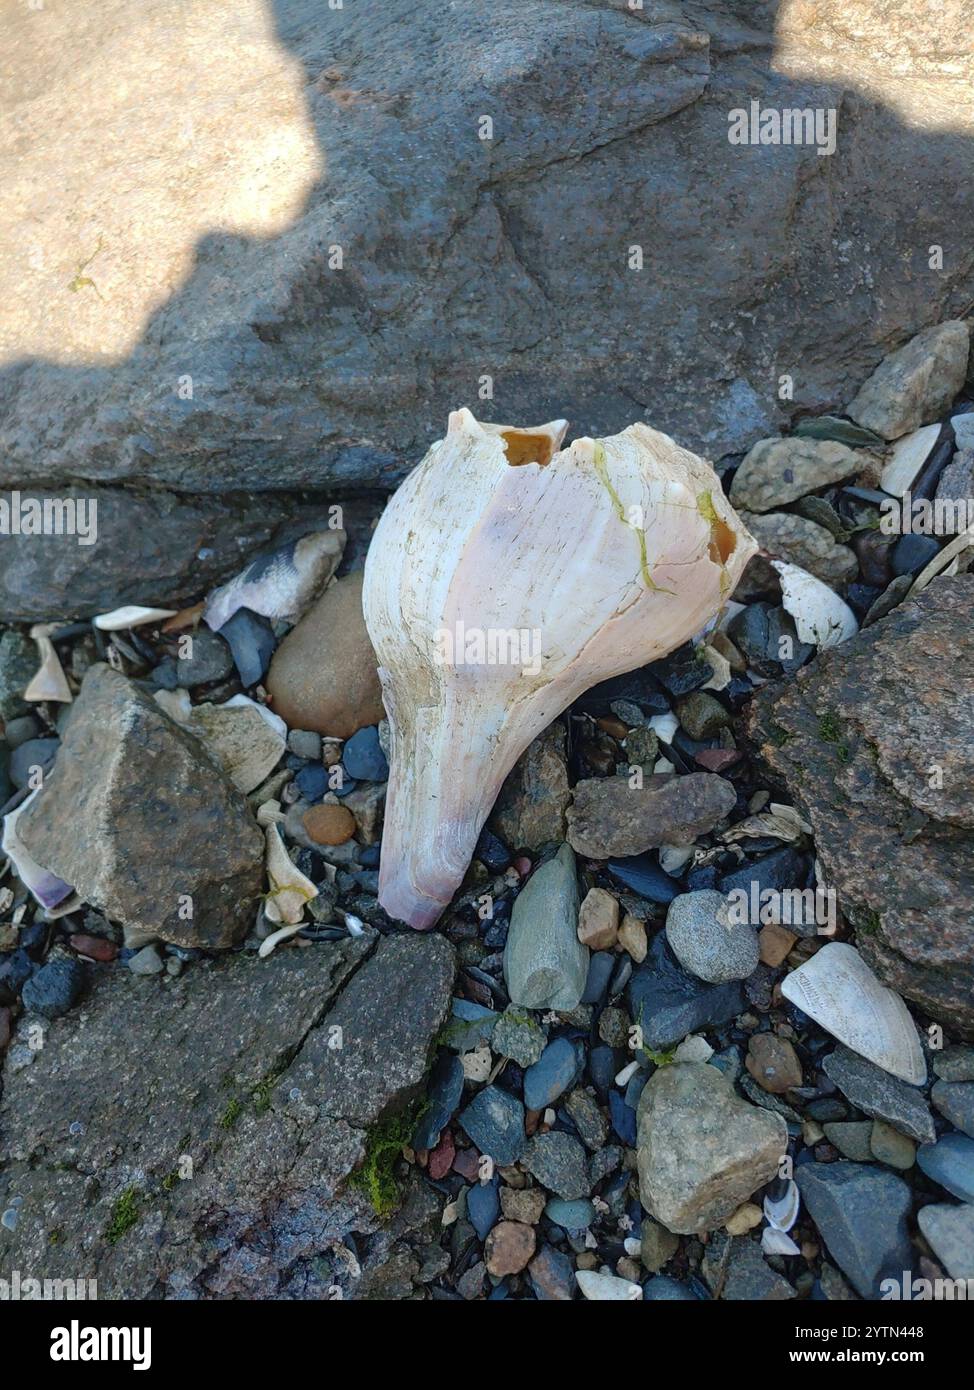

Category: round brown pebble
[484, 1220, 536, 1276]
[746, 1032, 803, 1094]
[302, 803, 356, 846]
[69, 934, 118, 963]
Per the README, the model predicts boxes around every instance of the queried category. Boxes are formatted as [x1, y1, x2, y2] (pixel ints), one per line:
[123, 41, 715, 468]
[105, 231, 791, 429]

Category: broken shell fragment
[771, 560, 858, 649]
[263, 823, 318, 925]
[761, 1227, 801, 1257]
[93, 606, 176, 631]
[204, 529, 346, 631]
[763, 1178, 800, 1232]
[880, 423, 941, 498]
[363, 408, 757, 928]
[781, 941, 926, 1085]
[1, 792, 75, 910]
[25, 625, 72, 703]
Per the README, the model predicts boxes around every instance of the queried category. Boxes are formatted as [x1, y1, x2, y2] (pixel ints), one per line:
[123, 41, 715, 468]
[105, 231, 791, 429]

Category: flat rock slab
[18, 665, 263, 950]
[0, 931, 454, 1299]
[567, 773, 735, 858]
[795, 1160, 913, 1299]
[2, 2, 972, 496]
[747, 576, 974, 1037]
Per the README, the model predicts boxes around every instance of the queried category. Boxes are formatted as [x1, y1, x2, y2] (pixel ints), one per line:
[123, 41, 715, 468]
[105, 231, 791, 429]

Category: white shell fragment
[204, 529, 346, 631]
[575, 1271, 643, 1301]
[154, 690, 286, 794]
[93, 605, 177, 630]
[880, 423, 940, 497]
[257, 923, 304, 958]
[762, 1227, 801, 1257]
[771, 560, 858, 649]
[722, 803, 810, 844]
[650, 711, 680, 744]
[699, 642, 732, 692]
[781, 942, 926, 1085]
[1, 792, 75, 910]
[362, 408, 757, 928]
[906, 522, 974, 600]
[763, 1179, 800, 1232]
[263, 823, 318, 925]
[24, 625, 72, 703]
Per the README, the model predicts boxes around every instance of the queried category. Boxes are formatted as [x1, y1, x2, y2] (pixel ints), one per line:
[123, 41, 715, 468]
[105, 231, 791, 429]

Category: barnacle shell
[363, 409, 757, 929]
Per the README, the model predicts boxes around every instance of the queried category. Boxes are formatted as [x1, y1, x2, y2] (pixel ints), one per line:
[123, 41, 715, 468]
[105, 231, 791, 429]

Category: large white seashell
[363, 408, 757, 928]
[771, 560, 858, 649]
[781, 941, 926, 1084]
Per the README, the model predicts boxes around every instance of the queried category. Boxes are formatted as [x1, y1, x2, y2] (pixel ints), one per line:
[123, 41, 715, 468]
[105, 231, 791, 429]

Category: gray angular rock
[931, 1080, 974, 1138]
[665, 890, 760, 984]
[522, 1131, 590, 1200]
[628, 933, 746, 1051]
[17, 664, 263, 950]
[730, 436, 864, 513]
[636, 1061, 787, 1234]
[703, 1232, 795, 1301]
[458, 1085, 526, 1167]
[747, 577, 974, 1037]
[846, 321, 970, 440]
[742, 511, 859, 588]
[490, 723, 571, 852]
[917, 1203, 974, 1280]
[503, 844, 587, 1011]
[567, 773, 735, 858]
[795, 1161, 913, 1299]
[0, 930, 454, 1299]
[0, 630, 37, 721]
[917, 1134, 974, 1203]
[822, 1046, 935, 1144]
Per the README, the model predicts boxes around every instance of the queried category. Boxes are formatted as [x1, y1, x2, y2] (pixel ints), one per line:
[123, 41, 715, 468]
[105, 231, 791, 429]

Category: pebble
[128, 945, 164, 976]
[522, 1131, 590, 1200]
[725, 1202, 763, 1236]
[68, 934, 118, 963]
[168, 628, 234, 686]
[870, 1120, 915, 1170]
[651, 643, 714, 697]
[456, 1261, 486, 1300]
[665, 890, 760, 984]
[341, 725, 389, 782]
[931, 1080, 974, 1137]
[9, 736, 60, 789]
[743, 512, 858, 588]
[219, 607, 277, 687]
[20, 956, 87, 1018]
[0, 949, 35, 1004]
[917, 1134, 974, 1203]
[618, 914, 647, 963]
[3, 715, 41, 749]
[729, 436, 862, 512]
[528, 1246, 575, 1300]
[466, 1179, 501, 1241]
[718, 845, 806, 899]
[795, 1161, 913, 1298]
[608, 1090, 637, 1146]
[302, 803, 356, 846]
[458, 1086, 525, 1166]
[428, 1130, 455, 1180]
[891, 533, 940, 577]
[640, 1218, 679, 1272]
[607, 854, 681, 905]
[287, 730, 322, 760]
[675, 691, 731, 740]
[576, 887, 619, 950]
[0, 631, 39, 720]
[523, 1037, 583, 1111]
[823, 1046, 935, 1144]
[503, 844, 588, 1012]
[758, 923, 797, 967]
[565, 1088, 609, 1150]
[933, 1046, 974, 1083]
[500, 1188, 546, 1225]
[628, 934, 745, 1051]
[492, 1009, 546, 1068]
[823, 1121, 874, 1163]
[917, 1203, 974, 1281]
[846, 320, 969, 440]
[745, 1034, 803, 1094]
[545, 1197, 596, 1229]
[576, 1270, 642, 1301]
[568, 773, 735, 858]
[413, 1052, 464, 1151]
[643, 1275, 697, 1300]
[484, 1220, 535, 1276]
[294, 762, 329, 801]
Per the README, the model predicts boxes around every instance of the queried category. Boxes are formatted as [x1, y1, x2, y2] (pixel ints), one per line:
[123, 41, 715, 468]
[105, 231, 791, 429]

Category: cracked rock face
[1, 1, 972, 497]
[746, 575, 974, 1038]
[0, 930, 455, 1299]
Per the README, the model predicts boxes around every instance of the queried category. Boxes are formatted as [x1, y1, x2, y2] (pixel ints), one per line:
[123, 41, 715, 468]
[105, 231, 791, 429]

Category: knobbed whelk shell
[362, 408, 757, 929]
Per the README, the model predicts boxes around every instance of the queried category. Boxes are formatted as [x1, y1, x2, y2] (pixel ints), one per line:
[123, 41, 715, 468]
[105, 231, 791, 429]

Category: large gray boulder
[0, 930, 456, 1299]
[1, 0, 971, 512]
